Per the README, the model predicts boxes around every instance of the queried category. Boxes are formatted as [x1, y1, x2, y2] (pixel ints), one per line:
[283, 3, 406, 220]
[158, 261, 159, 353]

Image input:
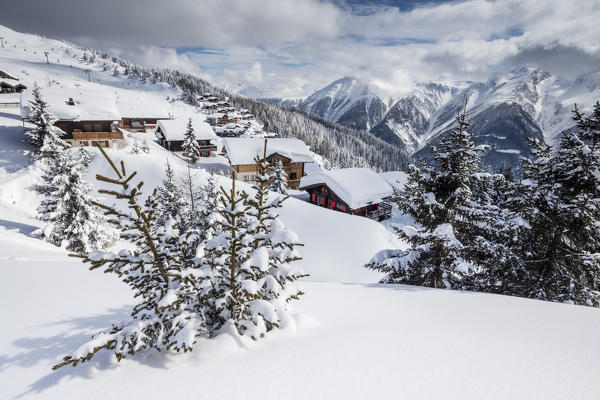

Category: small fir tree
[25, 83, 66, 151]
[54, 144, 207, 369]
[268, 158, 288, 194]
[183, 118, 201, 163]
[36, 148, 115, 254]
[155, 160, 188, 225]
[506, 103, 600, 305]
[366, 105, 523, 292]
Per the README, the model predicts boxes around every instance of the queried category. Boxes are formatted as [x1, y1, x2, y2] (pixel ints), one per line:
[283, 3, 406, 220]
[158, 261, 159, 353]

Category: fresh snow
[299, 167, 394, 209]
[223, 137, 315, 165]
[1, 25, 599, 400]
[156, 118, 217, 141]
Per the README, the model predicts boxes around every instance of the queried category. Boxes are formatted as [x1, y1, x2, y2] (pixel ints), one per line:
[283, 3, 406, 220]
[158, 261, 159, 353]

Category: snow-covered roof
[116, 97, 169, 119]
[379, 171, 407, 192]
[224, 138, 314, 165]
[21, 88, 121, 121]
[300, 168, 394, 209]
[156, 119, 217, 141]
[207, 113, 225, 119]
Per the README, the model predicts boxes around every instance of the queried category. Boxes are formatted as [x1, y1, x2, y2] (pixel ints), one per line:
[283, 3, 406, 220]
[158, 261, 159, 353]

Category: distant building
[299, 168, 394, 220]
[206, 112, 228, 126]
[223, 138, 314, 189]
[117, 99, 170, 133]
[22, 90, 125, 148]
[0, 81, 26, 94]
[155, 119, 218, 157]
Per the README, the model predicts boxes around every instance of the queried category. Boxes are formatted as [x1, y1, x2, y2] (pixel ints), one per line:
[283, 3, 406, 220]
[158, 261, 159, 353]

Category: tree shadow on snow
[2, 306, 172, 399]
[0, 219, 39, 236]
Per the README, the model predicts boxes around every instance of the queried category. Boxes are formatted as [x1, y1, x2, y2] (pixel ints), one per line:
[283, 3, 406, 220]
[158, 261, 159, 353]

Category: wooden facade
[54, 120, 125, 148]
[232, 153, 305, 189]
[120, 117, 167, 133]
[302, 183, 392, 221]
[0, 82, 26, 94]
[160, 139, 217, 156]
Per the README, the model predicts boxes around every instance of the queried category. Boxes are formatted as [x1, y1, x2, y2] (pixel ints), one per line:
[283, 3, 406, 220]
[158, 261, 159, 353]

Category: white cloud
[3, 0, 600, 98]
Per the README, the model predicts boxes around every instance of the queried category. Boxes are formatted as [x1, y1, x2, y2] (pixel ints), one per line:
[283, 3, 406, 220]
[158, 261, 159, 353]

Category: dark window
[290, 173, 297, 180]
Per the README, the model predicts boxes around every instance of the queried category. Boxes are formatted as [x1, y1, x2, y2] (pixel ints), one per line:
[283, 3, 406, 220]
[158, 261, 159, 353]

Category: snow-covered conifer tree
[201, 159, 306, 338]
[24, 83, 66, 151]
[183, 118, 201, 163]
[268, 159, 288, 194]
[129, 139, 141, 154]
[36, 148, 115, 254]
[54, 145, 207, 369]
[367, 105, 522, 292]
[506, 103, 600, 305]
[155, 160, 188, 225]
[142, 139, 151, 154]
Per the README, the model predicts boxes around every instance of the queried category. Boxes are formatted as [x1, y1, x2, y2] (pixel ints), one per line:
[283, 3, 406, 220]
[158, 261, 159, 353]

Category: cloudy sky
[2, 0, 600, 98]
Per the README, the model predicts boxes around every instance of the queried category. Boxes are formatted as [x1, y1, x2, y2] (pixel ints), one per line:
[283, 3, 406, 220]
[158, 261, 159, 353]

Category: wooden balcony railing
[366, 203, 392, 220]
[72, 132, 124, 140]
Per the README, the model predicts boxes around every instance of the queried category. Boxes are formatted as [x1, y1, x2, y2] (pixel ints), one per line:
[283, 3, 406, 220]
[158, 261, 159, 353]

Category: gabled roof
[223, 138, 314, 165]
[156, 119, 217, 141]
[21, 88, 121, 121]
[116, 97, 169, 119]
[0, 71, 18, 80]
[299, 168, 394, 209]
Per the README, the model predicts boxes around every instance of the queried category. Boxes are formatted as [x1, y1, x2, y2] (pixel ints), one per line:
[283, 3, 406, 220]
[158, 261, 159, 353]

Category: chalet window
[80, 140, 89, 146]
[311, 193, 316, 202]
[341, 205, 346, 212]
[320, 197, 325, 206]
[290, 172, 297, 180]
[330, 201, 335, 209]
[321, 186, 325, 192]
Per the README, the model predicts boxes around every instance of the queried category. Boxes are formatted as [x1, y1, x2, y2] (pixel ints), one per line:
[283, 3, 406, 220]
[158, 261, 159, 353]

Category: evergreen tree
[268, 158, 288, 194]
[367, 106, 522, 292]
[129, 140, 141, 154]
[24, 83, 66, 151]
[54, 145, 207, 369]
[155, 160, 188, 225]
[183, 118, 201, 163]
[200, 159, 306, 338]
[200, 174, 264, 336]
[506, 103, 600, 305]
[36, 148, 115, 254]
[142, 139, 151, 154]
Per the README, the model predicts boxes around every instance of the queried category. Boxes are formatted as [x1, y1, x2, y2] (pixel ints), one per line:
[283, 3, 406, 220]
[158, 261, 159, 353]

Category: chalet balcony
[198, 144, 218, 152]
[73, 131, 124, 140]
[366, 202, 392, 220]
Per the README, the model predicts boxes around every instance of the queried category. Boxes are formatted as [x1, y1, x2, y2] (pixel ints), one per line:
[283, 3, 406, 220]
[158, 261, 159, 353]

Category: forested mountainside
[75, 47, 409, 171]
[296, 68, 600, 170]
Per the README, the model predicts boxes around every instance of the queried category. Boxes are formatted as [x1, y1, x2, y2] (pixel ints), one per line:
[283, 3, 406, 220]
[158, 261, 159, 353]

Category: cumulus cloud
[2, 0, 600, 98]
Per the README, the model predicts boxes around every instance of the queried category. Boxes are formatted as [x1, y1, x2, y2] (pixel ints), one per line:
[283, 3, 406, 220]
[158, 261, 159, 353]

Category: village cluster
[1, 69, 396, 221]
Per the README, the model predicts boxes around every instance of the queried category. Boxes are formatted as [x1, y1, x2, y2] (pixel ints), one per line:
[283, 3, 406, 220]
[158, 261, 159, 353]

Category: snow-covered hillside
[301, 68, 600, 169]
[1, 26, 600, 400]
[300, 77, 390, 131]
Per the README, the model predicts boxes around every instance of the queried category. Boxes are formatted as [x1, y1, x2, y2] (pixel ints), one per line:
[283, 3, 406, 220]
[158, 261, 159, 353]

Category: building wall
[232, 160, 305, 189]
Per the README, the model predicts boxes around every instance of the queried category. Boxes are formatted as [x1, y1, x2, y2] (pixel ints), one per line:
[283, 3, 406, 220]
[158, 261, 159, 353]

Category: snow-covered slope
[304, 68, 600, 169]
[2, 219, 599, 400]
[300, 77, 389, 131]
[370, 82, 458, 152]
[1, 25, 600, 400]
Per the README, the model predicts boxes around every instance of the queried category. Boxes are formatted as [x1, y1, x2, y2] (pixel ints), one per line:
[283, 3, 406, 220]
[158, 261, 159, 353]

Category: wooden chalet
[155, 119, 218, 156]
[206, 113, 228, 126]
[223, 138, 314, 189]
[299, 168, 394, 221]
[22, 90, 124, 148]
[117, 99, 170, 133]
[0, 81, 26, 94]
